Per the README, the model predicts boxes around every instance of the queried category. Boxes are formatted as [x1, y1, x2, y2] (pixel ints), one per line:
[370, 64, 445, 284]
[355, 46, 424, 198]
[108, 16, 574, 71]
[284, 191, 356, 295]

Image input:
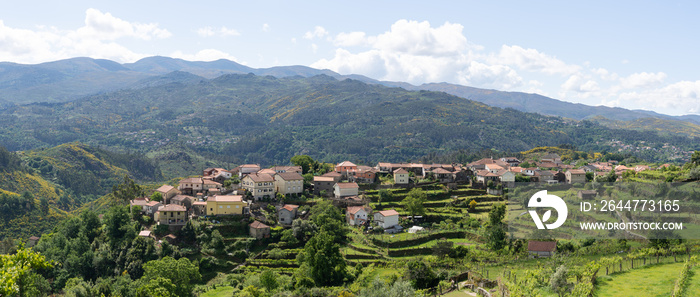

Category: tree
[141, 256, 201, 297]
[136, 277, 176, 297]
[468, 199, 477, 212]
[550, 265, 571, 297]
[150, 192, 163, 202]
[104, 205, 137, 247]
[486, 204, 507, 251]
[358, 279, 417, 297]
[404, 188, 426, 217]
[691, 151, 700, 167]
[80, 209, 102, 243]
[112, 175, 144, 204]
[291, 219, 318, 243]
[309, 201, 346, 241]
[39, 196, 49, 215]
[404, 260, 437, 289]
[432, 240, 454, 258]
[291, 155, 316, 174]
[302, 231, 346, 286]
[259, 269, 279, 291]
[0, 246, 53, 297]
[378, 189, 393, 204]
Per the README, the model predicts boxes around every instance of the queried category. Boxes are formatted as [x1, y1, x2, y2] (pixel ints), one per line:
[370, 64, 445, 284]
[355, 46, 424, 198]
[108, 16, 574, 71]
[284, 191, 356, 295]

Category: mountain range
[2, 56, 700, 126]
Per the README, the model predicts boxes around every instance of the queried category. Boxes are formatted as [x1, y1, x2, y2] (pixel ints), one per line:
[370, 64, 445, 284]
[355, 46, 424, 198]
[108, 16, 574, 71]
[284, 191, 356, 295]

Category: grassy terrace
[596, 262, 684, 297]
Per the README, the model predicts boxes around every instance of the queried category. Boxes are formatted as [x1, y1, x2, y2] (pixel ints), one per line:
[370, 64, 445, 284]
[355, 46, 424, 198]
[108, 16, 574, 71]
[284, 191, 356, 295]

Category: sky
[1, 1, 700, 116]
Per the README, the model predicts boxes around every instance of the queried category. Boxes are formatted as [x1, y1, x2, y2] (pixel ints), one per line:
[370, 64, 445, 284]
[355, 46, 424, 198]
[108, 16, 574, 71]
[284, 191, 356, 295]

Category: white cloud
[311, 43, 318, 54]
[77, 8, 171, 40]
[459, 62, 522, 90]
[618, 80, 700, 114]
[197, 26, 240, 37]
[373, 20, 468, 56]
[313, 20, 519, 89]
[170, 49, 238, 62]
[495, 45, 580, 75]
[593, 67, 619, 81]
[197, 27, 215, 37]
[0, 9, 171, 63]
[561, 75, 600, 97]
[333, 31, 369, 47]
[619, 71, 666, 89]
[262, 23, 270, 32]
[219, 26, 240, 36]
[303, 26, 328, 39]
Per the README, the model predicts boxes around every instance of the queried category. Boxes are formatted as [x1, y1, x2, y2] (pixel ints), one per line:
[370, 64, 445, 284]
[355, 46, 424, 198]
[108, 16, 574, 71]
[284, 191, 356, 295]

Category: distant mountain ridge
[1, 56, 699, 126]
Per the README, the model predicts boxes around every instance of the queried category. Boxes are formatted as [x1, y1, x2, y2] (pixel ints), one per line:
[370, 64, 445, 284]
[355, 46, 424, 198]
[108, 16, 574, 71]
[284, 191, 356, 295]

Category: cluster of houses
[130, 153, 662, 240]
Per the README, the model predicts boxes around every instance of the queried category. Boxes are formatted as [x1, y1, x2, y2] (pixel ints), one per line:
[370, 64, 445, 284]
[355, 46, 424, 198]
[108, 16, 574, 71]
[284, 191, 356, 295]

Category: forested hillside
[0, 147, 67, 240]
[0, 74, 696, 174]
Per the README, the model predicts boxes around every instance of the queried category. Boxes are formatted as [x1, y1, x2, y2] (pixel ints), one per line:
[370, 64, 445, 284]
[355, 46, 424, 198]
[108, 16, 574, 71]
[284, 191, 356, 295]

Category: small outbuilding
[528, 240, 557, 257]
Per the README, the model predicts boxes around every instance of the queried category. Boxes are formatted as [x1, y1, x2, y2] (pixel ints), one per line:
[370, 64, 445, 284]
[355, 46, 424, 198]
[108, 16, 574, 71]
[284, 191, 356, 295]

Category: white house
[242, 173, 275, 200]
[393, 168, 409, 185]
[496, 170, 516, 188]
[334, 182, 359, 198]
[374, 209, 400, 229]
[346, 206, 371, 226]
[485, 163, 504, 174]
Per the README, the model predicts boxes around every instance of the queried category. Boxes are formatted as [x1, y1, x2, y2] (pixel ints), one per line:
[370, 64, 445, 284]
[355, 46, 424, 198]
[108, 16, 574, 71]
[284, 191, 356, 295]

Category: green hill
[591, 116, 700, 138]
[0, 147, 67, 240]
[0, 74, 697, 168]
[21, 142, 162, 202]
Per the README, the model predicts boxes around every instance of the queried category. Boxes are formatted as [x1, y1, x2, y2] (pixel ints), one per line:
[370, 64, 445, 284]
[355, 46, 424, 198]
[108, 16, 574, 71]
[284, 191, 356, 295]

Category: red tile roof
[156, 185, 176, 193]
[209, 195, 243, 202]
[347, 206, 363, 214]
[246, 173, 275, 183]
[377, 209, 399, 217]
[249, 221, 269, 229]
[337, 161, 357, 167]
[568, 169, 586, 175]
[393, 168, 409, 174]
[158, 204, 186, 212]
[179, 177, 202, 184]
[432, 168, 452, 174]
[314, 176, 335, 182]
[276, 172, 304, 181]
[336, 182, 359, 189]
[528, 240, 557, 252]
[282, 204, 299, 211]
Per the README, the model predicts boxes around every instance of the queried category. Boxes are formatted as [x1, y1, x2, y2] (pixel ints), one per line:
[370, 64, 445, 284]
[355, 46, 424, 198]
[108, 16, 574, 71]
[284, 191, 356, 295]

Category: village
[128, 152, 668, 255]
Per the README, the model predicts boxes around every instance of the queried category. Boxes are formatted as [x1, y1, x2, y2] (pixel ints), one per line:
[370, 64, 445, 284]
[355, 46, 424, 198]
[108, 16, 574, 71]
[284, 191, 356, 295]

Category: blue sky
[2, 1, 699, 116]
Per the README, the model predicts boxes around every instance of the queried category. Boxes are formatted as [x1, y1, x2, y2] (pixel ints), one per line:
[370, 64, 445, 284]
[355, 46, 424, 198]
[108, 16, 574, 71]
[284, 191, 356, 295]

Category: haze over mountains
[2, 56, 699, 125]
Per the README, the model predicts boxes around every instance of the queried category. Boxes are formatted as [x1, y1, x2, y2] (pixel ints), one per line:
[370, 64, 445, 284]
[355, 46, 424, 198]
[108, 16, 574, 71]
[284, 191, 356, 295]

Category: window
[219, 206, 223, 209]
[236, 205, 239, 208]
[227, 205, 230, 208]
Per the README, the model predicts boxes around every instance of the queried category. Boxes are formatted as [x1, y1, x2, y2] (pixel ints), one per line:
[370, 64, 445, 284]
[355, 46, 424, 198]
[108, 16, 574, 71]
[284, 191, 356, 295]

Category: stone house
[249, 221, 271, 239]
[278, 204, 299, 225]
